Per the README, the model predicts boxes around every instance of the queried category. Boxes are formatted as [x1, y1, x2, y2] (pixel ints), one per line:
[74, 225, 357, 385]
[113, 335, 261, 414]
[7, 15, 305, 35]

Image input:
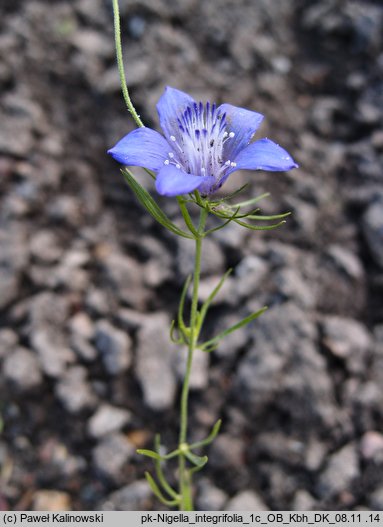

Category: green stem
[112, 0, 144, 128]
[178, 208, 207, 511]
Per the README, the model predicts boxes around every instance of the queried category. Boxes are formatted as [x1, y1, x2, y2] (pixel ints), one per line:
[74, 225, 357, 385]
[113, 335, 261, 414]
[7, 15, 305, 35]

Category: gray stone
[47, 196, 82, 226]
[274, 267, 315, 308]
[225, 490, 268, 511]
[85, 288, 111, 316]
[369, 486, 383, 510]
[68, 312, 94, 340]
[55, 366, 96, 414]
[29, 293, 75, 378]
[92, 433, 135, 482]
[0, 225, 28, 309]
[360, 431, 383, 462]
[317, 442, 359, 499]
[321, 316, 371, 374]
[101, 251, 148, 309]
[88, 404, 132, 439]
[292, 490, 317, 511]
[234, 255, 268, 300]
[363, 198, 383, 268]
[135, 313, 177, 411]
[210, 434, 244, 470]
[29, 230, 63, 263]
[327, 244, 364, 280]
[140, 235, 173, 288]
[196, 479, 228, 511]
[95, 320, 132, 375]
[100, 480, 151, 511]
[0, 328, 18, 359]
[3, 347, 42, 390]
[71, 334, 97, 362]
[305, 438, 327, 471]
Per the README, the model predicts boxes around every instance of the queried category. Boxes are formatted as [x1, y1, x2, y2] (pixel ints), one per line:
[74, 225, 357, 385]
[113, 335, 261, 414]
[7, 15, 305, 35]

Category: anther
[229, 132, 235, 138]
[176, 164, 181, 169]
[170, 135, 176, 142]
[164, 160, 170, 165]
[168, 152, 174, 158]
[230, 161, 237, 167]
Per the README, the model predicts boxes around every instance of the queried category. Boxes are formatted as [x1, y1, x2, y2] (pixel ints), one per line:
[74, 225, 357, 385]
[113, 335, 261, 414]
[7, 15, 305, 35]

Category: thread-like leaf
[137, 449, 164, 461]
[227, 192, 270, 208]
[190, 419, 222, 450]
[200, 307, 268, 351]
[144, 472, 180, 507]
[184, 451, 208, 468]
[154, 435, 179, 500]
[234, 219, 286, 231]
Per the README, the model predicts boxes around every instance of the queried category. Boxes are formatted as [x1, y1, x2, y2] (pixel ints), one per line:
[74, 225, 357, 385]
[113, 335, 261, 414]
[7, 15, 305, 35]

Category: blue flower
[108, 86, 298, 197]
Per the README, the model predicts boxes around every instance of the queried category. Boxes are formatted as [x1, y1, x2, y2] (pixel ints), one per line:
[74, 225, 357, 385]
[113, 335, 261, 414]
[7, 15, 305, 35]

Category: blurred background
[0, 0, 383, 511]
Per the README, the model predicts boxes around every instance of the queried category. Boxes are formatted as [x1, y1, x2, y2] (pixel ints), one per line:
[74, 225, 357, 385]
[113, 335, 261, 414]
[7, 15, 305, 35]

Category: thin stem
[111, 0, 144, 128]
[178, 208, 207, 510]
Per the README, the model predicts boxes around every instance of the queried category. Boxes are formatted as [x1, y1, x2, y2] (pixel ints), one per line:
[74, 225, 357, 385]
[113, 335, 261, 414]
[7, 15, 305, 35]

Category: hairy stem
[111, 0, 144, 128]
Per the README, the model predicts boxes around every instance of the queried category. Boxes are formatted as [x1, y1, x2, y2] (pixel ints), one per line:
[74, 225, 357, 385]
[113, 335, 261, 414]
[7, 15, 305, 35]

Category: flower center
[163, 102, 236, 185]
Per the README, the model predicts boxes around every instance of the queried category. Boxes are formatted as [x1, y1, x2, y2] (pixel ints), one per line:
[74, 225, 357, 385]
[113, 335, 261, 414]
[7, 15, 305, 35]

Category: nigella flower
[108, 87, 298, 197]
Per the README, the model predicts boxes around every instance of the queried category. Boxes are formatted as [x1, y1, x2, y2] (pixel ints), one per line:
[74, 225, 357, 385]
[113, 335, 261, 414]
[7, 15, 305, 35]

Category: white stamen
[230, 161, 237, 167]
[229, 132, 235, 138]
[201, 167, 206, 174]
[164, 159, 170, 165]
[176, 164, 181, 169]
[225, 160, 231, 166]
[170, 135, 176, 142]
[223, 131, 228, 138]
[168, 152, 174, 158]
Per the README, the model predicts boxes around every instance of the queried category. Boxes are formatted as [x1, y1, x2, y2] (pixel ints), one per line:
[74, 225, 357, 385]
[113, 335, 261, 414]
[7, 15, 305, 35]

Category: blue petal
[217, 104, 264, 158]
[231, 138, 298, 173]
[157, 86, 196, 143]
[108, 127, 170, 172]
[155, 165, 213, 197]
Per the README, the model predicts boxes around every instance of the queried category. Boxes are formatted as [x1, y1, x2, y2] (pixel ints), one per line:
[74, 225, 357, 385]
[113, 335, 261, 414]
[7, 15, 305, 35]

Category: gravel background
[1, 0, 383, 512]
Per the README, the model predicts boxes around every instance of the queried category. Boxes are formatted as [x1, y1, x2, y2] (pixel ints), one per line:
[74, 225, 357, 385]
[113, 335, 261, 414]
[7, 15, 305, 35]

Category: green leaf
[226, 192, 270, 208]
[170, 320, 183, 345]
[200, 307, 268, 351]
[153, 435, 179, 500]
[234, 218, 287, 231]
[144, 472, 180, 507]
[121, 168, 193, 239]
[184, 451, 208, 468]
[246, 211, 291, 221]
[190, 419, 222, 450]
[137, 449, 164, 461]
